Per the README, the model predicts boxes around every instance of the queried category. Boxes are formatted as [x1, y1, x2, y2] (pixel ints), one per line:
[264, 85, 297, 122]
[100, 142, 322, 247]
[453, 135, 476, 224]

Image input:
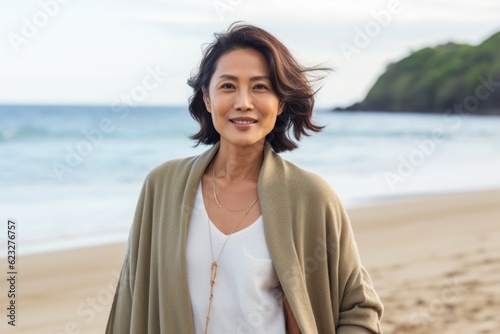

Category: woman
[106, 23, 383, 334]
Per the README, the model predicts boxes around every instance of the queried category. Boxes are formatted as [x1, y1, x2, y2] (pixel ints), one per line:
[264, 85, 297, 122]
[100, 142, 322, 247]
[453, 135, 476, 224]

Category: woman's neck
[212, 140, 265, 184]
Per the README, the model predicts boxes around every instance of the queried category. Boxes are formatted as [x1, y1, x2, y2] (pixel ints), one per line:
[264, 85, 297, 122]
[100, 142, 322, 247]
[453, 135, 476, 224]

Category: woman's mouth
[230, 118, 257, 129]
[230, 119, 257, 124]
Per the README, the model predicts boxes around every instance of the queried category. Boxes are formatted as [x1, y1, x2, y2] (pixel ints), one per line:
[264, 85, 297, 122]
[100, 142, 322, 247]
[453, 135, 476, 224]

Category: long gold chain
[203, 164, 259, 334]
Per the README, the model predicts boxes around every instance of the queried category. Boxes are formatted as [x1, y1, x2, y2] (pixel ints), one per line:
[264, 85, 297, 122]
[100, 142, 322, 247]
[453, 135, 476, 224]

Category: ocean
[1, 105, 500, 255]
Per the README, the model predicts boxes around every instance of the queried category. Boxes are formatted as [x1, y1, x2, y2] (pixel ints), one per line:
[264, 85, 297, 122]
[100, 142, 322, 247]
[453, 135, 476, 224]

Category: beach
[350, 189, 500, 333]
[1, 189, 499, 333]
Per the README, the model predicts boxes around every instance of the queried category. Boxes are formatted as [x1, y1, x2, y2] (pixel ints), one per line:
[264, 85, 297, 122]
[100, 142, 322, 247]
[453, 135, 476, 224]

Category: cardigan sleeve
[105, 250, 133, 333]
[334, 201, 384, 334]
[105, 174, 153, 333]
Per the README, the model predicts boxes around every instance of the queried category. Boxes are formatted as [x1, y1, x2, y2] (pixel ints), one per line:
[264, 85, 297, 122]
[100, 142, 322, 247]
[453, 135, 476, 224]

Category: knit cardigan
[106, 142, 384, 333]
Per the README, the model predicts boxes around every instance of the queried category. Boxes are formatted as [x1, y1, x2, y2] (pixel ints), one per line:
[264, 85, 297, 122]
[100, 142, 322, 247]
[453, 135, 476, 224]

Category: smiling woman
[202, 48, 283, 151]
[188, 23, 326, 153]
[105, 22, 384, 334]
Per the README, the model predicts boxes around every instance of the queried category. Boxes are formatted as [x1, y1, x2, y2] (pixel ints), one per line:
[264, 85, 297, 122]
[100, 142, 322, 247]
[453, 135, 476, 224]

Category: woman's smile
[229, 117, 258, 129]
[203, 48, 282, 148]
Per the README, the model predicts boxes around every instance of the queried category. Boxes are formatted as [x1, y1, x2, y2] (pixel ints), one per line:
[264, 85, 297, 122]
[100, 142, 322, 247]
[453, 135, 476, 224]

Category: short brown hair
[187, 22, 330, 153]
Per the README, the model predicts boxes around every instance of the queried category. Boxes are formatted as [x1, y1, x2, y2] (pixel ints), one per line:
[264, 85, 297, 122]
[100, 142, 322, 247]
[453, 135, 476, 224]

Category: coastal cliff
[337, 32, 500, 114]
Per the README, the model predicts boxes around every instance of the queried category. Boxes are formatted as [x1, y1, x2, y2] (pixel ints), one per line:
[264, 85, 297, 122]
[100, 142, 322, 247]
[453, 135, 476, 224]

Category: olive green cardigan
[106, 142, 383, 333]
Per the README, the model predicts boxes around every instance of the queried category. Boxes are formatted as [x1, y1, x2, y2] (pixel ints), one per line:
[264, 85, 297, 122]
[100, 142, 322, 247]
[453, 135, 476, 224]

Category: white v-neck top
[186, 183, 285, 334]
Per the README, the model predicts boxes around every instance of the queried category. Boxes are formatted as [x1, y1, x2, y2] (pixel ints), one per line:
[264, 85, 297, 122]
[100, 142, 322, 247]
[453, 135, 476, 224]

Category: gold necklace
[212, 165, 259, 213]
[204, 165, 259, 334]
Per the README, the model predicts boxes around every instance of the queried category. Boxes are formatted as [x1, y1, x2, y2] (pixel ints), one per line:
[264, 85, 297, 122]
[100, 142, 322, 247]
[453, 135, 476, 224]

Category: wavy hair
[187, 22, 330, 153]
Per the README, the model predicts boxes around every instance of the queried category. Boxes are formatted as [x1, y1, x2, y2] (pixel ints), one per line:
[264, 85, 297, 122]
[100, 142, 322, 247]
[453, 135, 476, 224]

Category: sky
[1, 0, 499, 108]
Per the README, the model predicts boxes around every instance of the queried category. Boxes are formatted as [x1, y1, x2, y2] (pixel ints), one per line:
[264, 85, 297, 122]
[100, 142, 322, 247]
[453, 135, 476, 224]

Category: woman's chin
[220, 136, 266, 149]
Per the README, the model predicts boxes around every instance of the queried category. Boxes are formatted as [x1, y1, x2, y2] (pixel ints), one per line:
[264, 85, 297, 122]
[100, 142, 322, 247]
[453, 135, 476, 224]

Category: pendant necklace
[203, 163, 259, 334]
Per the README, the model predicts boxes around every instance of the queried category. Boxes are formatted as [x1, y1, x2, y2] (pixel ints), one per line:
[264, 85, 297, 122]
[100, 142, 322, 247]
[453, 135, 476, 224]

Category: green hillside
[339, 32, 500, 114]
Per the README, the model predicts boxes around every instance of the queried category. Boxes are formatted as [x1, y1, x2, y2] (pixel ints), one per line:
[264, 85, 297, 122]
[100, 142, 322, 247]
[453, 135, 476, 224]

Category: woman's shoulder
[144, 154, 200, 185]
[277, 155, 340, 203]
[264, 154, 347, 224]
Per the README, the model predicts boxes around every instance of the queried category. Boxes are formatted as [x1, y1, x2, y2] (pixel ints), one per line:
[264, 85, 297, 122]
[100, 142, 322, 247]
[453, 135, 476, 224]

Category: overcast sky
[1, 0, 499, 108]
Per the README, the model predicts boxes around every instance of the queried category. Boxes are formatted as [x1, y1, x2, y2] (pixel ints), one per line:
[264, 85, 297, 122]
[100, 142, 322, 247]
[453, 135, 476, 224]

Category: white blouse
[186, 183, 285, 334]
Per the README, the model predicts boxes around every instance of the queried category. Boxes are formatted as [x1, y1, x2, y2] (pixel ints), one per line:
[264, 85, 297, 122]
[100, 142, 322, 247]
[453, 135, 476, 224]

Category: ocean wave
[0, 128, 75, 142]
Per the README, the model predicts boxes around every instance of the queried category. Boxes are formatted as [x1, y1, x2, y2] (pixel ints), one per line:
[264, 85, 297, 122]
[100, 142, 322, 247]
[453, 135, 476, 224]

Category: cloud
[1, 0, 500, 106]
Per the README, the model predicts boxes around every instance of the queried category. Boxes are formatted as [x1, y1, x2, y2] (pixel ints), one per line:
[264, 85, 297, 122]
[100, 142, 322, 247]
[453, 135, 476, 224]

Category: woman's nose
[234, 89, 254, 111]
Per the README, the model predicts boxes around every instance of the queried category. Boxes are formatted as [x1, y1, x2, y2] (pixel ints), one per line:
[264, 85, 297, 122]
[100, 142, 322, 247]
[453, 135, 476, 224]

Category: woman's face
[203, 48, 282, 149]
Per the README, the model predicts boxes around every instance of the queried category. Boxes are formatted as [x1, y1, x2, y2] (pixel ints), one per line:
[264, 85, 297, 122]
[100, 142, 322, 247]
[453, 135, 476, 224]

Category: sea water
[1, 105, 499, 254]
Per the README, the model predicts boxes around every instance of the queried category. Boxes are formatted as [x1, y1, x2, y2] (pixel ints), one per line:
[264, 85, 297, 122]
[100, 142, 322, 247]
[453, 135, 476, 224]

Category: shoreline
[4, 185, 499, 257]
[1, 188, 499, 333]
[346, 185, 500, 208]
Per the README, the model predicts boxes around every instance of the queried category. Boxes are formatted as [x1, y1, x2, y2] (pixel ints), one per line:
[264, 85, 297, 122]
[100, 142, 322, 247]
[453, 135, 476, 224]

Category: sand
[1, 243, 127, 334]
[349, 189, 500, 333]
[1, 189, 499, 333]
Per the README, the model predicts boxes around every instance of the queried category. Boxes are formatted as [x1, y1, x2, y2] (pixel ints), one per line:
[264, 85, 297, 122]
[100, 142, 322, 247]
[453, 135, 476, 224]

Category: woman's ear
[277, 101, 285, 115]
[202, 87, 211, 112]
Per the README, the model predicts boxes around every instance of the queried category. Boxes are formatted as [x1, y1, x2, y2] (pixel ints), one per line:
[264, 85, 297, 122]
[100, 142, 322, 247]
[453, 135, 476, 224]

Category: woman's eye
[254, 84, 268, 90]
[220, 83, 234, 89]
